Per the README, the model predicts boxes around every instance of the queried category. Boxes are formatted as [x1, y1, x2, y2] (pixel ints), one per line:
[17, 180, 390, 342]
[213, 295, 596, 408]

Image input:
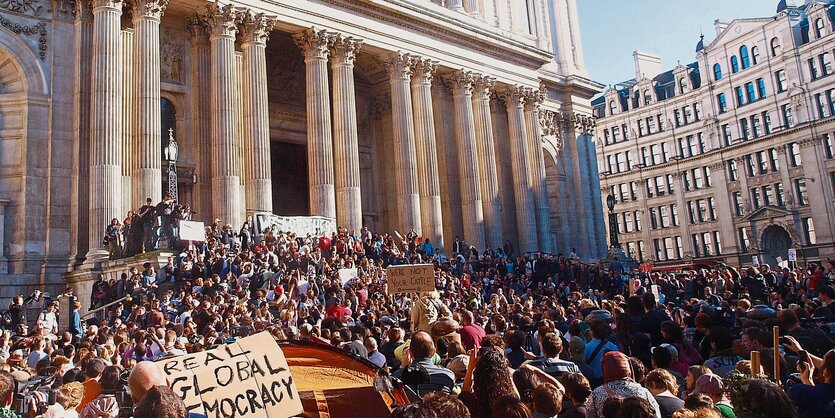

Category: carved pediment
[743, 205, 792, 222]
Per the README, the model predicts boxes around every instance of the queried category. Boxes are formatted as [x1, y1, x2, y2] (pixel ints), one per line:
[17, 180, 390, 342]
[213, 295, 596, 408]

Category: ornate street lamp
[606, 192, 620, 249]
[164, 128, 179, 202]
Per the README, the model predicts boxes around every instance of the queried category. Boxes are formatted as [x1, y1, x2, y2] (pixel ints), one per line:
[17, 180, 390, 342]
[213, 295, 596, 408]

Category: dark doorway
[761, 225, 792, 267]
[271, 141, 309, 215]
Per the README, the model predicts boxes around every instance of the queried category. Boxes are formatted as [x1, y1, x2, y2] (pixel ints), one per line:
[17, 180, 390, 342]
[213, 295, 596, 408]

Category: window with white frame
[803, 217, 816, 244]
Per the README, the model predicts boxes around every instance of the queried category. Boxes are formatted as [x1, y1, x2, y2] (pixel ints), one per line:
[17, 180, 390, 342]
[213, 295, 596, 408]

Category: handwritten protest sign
[158, 332, 302, 418]
[338, 268, 358, 286]
[386, 264, 435, 293]
[180, 221, 206, 242]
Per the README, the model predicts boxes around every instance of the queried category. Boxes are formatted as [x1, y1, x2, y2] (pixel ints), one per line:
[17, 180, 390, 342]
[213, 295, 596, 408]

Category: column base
[83, 248, 110, 266]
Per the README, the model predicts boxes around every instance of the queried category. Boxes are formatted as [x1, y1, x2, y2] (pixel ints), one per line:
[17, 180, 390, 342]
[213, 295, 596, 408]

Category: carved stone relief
[160, 26, 183, 84]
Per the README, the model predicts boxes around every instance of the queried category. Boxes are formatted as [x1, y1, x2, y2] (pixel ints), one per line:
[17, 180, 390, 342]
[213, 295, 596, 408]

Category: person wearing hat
[567, 336, 595, 378]
[587, 351, 661, 418]
[693, 373, 735, 418]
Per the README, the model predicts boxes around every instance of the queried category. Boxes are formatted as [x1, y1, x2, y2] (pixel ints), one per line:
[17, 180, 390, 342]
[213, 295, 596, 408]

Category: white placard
[651, 284, 660, 302]
[338, 268, 358, 286]
[179, 221, 206, 242]
[752, 255, 760, 266]
[788, 249, 797, 262]
[386, 264, 435, 293]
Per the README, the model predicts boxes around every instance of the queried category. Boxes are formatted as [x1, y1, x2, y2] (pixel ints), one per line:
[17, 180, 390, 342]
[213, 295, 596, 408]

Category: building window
[675, 237, 684, 259]
[733, 191, 743, 216]
[821, 53, 832, 76]
[815, 18, 825, 39]
[803, 218, 816, 245]
[630, 181, 638, 200]
[684, 106, 693, 124]
[654, 238, 663, 261]
[796, 179, 808, 205]
[683, 171, 692, 191]
[646, 179, 654, 198]
[671, 204, 680, 226]
[763, 185, 774, 206]
[688, 201, 697, 223]
[638, 241, 646, 260]
[751, 187, 762, 209]
[751, 46, 760, 65]
[655, 176, 665, 196]
[790, 142, 801, 166]
[763, 111, 772, 134]
[616, 153, 627, 172]
[756, 151, 768, 174]
[717, 93, 727, 113]
[692, 234, 701, 258]
[612, 126, 621, 142]
[650, 208, 658, 229]
[622, 124, 630, 140]
[782, 104, 794, 128]
[651, 144, 662, 165]
[728, 159, 738, 181]
[619, 183, 629, 202]
[751, 115, 762, 138]
[735, 87, 745, 106]
[746, 155, 756, 177]
[702, 232, 714, 256]
[756, 78, 767, 99]
[647, 117, 656, 134]
[771, 37, 782, 57]
[713, 63, 723, 81]
[731, 55, 740, 73]
[693, 168, 704, 189]
[635, 211, 643, 231]
[696, 199, 707, 222]
[769, 148, 780, 171]
[641, 147, 649, 166]
[679, 77, 688, 94]
[740, 118, 750, 140]
[704, 166, 712, 187]
[674, 109, 682, 127]
[658, 115, 666, 131]
[623, 212, 634, 233]
[739, 227, 750, 251]
[664, 237, 675, 260]
[666, 174, 675, 194]
[694, 102, 702, 121]
[775, 70, 787, 93]
[810, 57, 820, 80]
[688, 135, 699, 157]
[609, 100, 617, 116]
[713, 231, 722, 255]
[824, 134, 834, 159]
[708, 197, 717, 220]
[722, 124, 732, 146]
[816, 93, 828, 118]
[740, 45, 751, 69]
[745, 82, 757, 103]
[827, 89, 835, 116]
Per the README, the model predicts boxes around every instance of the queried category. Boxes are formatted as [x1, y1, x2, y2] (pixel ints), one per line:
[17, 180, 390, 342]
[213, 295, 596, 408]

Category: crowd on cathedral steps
[1, 216, 835, 418]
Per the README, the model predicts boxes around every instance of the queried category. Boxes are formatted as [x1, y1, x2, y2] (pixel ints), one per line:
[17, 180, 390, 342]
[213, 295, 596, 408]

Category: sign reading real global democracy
[386, 264, 436, 293]
[158, 332, 303, 418]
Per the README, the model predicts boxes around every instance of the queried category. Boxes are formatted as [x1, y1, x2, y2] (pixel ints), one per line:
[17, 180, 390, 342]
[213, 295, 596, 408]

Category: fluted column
[447, 0, 465, 12]
[386, 52, 422, 232]
[240, 12, 275, 215]
[472, 76, 502, 249]
[201, 4, 242, 228]
[294, 28, 336, 219]
[71, 0, 94, 264]
[463, 0, 480, 17]
[87, 0, 124, 260]
[330, 34, 363, 230]
[131, 0, 167, 206]
[410, 58, 444, 248]
[188, 18, 212, 221]
[448, 71, 485, 248]
[525, 90, 553, 253]
[501, 86, 538, 253]
[120, 29, 133, 214]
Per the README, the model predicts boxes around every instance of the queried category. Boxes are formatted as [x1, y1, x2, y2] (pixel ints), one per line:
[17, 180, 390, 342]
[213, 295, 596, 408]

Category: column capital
[386, 51, 413, 80]
[410, 58, 438, 84]
[500, 85, 528, 110]
[524, 87, 544, 111]
[472, 75, 496, 100]
[91, 0, 122, 12]
[330, 34, 363, 66]
[239, 11, 275, 46]
[293, 28, 333, 60]
[199, 3, 238, 40]
[129, 0, 168, 20]
[446, 70, 477, 96]
[708, 161, 725, 172]
[187, 14, 209, 44]
[74, 0, 93, 20]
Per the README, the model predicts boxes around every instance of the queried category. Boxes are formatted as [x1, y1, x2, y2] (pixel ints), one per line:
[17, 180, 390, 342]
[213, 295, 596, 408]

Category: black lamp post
[164, 128, 179, 202]
[606, 192, 620, 249]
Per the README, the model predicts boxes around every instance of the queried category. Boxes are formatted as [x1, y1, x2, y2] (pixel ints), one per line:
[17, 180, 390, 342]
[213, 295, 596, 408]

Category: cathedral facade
[0, 0, 605, 302]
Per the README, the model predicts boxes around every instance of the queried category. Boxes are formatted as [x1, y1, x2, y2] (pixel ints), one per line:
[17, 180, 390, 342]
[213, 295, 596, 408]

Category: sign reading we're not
[386, 264, 436, 293]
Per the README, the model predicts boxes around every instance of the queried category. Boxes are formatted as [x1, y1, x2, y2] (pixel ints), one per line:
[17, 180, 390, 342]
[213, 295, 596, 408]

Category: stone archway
[761, 224, 792, 267]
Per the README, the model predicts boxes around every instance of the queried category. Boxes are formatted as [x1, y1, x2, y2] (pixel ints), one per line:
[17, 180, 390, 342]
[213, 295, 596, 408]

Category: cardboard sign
[752, 255, 760, 266]
[788, 249, 797, 262]
[338, 268, 358, 286]
[386, 264, 435, 293]
[651, 284, 661, 303]
[158, 332, 302, 418]
[180, 221, 206, 242]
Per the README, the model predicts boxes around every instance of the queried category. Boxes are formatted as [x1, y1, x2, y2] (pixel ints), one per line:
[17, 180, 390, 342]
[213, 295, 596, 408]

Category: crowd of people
[103, 194, 195, 260]
[4, 217, 835, 418]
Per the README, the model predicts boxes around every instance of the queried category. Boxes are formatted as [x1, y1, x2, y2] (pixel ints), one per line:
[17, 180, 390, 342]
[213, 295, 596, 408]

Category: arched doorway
[761, 225, 792, 267]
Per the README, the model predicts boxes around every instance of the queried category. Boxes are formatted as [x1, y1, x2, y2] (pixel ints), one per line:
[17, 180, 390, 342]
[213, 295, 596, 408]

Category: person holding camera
[32, 381, 84, 418]
[786, 338, 835, 418]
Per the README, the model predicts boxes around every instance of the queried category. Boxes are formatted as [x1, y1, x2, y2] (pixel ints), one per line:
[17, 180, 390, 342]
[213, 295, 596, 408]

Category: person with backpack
[583, 319, 619, 387]
[411, 291, 451, 336]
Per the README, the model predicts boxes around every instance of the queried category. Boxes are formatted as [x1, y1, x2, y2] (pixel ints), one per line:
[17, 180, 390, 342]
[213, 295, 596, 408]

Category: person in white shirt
[37, 303, 59, 336]
[27, 337, 48, 369]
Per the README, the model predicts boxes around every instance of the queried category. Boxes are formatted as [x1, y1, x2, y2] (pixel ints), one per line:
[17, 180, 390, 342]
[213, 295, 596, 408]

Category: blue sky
[577, 0, 779, 86]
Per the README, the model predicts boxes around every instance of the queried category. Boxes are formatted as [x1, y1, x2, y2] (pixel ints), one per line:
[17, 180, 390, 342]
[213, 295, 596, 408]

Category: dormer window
[771, 37, 782, 57]
[713, 64, 723, 81]
[609, 100, 617, 116]
[740, 45, 751, 69]
[815, 18, 825, 39]
[679, 77, 688, 94]
[644, 90, 652, 105]
[731, 56, 740, 73]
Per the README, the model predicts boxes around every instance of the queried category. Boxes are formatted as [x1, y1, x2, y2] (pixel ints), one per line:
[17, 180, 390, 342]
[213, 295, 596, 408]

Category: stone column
[120, 29, 133, 214]
[71, 0, 93, 264]
[525, 90, 554, 253]
[294, 28, 336, 219]
[799, 136, 835, 243]
[565, 125, 589, 257]
[472, 76, 502, 249]
[187, 17, 212, 221]
[447, 0, 465, 12]
[0, 199, 7, 273]
[240, 12, 275, 215]
[709, 161, 738, 255]
[501, 86, 538, 253]
[201, 4, 243, 228]
[410, 58, 444, 248]
[87, 0, 124, 261]
[386, 52, 422, 233]
[448, 71, 485, 248]
[330, 34, 363, 230]
[463, 0, 480, 17]
[130, 0, 167, 206]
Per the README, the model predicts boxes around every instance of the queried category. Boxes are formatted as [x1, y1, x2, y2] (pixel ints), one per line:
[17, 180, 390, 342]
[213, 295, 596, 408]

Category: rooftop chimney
[633, 51, 662, 81]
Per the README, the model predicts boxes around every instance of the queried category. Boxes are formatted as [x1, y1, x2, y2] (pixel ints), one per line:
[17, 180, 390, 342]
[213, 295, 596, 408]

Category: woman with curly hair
[460, 350, 517, 418]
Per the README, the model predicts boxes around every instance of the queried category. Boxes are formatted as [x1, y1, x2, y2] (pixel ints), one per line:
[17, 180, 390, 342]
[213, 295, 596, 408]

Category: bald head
[129, 361, 167, 403]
